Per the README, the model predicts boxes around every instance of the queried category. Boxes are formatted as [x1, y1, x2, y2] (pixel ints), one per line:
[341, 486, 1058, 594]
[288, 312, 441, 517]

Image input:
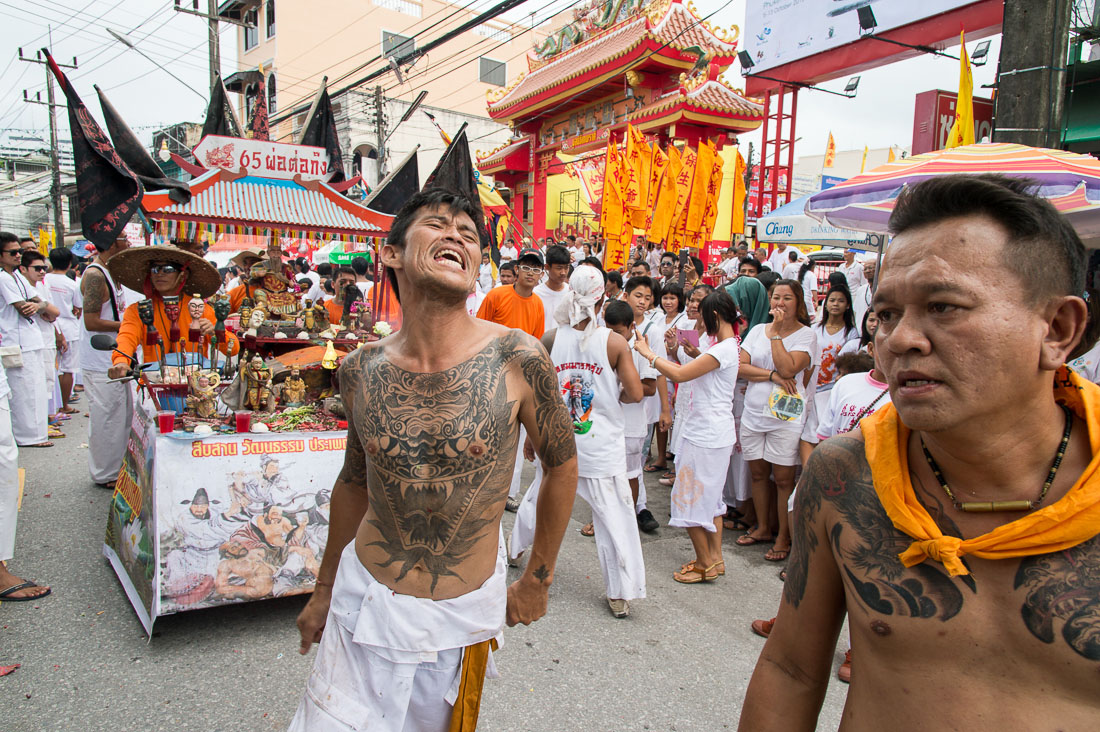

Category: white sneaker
[607, 598, 629, 618]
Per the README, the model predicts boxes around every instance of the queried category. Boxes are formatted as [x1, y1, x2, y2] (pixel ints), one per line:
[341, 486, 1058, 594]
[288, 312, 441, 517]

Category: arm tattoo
[520, 343, 577, 468]
[1015, 537, 1100, 660]
[335, 354, 369, 491]
[82, 269, 108, 315]
[532, 564, 550, 583]
[351, 333, 527, 592]
[785, 436, 971, 620]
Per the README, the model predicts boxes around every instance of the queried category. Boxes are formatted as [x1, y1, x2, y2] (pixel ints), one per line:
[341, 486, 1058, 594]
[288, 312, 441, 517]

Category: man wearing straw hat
[106, 246, 238, 379]
[226, 249, 266, 313]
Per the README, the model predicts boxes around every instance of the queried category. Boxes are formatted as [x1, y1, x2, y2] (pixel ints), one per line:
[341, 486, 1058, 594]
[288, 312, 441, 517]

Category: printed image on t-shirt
[767, 384, 805, 421]
[561, 372, 595, 434]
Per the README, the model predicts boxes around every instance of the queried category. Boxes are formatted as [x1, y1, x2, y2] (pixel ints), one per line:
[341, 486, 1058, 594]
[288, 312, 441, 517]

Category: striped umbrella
[804, 143, 1100, 245]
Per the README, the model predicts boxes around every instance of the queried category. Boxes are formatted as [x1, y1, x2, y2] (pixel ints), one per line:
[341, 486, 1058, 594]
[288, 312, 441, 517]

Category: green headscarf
[725, 276, 770, 334]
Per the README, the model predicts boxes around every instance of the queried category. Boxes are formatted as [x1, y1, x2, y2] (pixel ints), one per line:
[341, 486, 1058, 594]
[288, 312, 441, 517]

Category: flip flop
[59, 406, 79, 414]
[580, 523, 595, 537]
[643, 464, 666, 473]
[736, 533, 774, 546]
[21, 441, 54, 448]
[0, 581, 51, 602]
[765, 547, 790, 562]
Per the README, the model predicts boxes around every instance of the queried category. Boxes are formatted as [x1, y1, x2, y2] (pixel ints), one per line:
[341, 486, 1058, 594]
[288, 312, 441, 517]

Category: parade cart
[103, 145, 395, 634]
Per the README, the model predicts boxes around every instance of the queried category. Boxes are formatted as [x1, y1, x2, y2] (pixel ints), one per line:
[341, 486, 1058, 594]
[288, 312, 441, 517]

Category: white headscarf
[554, 264, 605, 347]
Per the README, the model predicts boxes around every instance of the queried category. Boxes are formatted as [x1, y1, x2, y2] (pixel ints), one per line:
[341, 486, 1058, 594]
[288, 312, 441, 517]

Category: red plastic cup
[157, 410, 175, 434]
[235, 411, 252, 433]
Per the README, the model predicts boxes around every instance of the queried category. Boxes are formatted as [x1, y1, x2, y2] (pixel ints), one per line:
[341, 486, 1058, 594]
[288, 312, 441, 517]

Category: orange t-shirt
[228, 283, 261, 313]
[325, 298, 345, 325]
[476, 285, 545, 338]
[114, 294, 240, 366]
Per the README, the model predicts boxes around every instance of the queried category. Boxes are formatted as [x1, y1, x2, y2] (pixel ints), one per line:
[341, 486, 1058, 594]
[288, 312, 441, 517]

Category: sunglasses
[2, 249, 20, 256]
[150, 264, 182, 274]
[30, 265, 49, 272]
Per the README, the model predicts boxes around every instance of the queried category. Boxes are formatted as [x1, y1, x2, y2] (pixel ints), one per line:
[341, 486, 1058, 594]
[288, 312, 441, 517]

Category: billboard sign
[192, 135, 333, 182]
[744, 1, 979, 74]
[911, 89, 995, 155]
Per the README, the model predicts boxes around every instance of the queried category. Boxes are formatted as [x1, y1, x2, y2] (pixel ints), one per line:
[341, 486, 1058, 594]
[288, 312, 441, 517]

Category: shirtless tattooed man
[740, 175, 1100, 731]
[290, 189, 578, 732]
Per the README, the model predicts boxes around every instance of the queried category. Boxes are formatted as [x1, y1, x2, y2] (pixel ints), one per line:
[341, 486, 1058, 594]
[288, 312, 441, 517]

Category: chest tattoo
[1015, 537, 1100, 660]
[352, 334, 524, 591]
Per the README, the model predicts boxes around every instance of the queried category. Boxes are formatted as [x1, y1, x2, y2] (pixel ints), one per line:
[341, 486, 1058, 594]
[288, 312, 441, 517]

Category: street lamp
[106, 27, 207, 102]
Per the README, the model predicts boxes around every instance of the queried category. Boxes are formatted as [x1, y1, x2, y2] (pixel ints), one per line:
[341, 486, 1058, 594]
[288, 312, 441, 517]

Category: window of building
[244, 9, 258, 50]
[382, 31, 415, 60]
[245, 84, 258, 118]
[266, 1, 275, 38]
[267, 73, 276, 114]
[479, 57, 506, 87]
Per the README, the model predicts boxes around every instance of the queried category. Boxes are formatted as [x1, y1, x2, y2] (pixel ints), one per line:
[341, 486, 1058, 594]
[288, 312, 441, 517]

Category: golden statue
[243, 356, 273, 411]
[281, 367, 307, 406]
[186, 369, 222, 419]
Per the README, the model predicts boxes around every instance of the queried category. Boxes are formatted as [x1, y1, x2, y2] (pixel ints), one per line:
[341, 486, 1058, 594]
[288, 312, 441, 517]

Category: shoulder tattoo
[81, 268, 108, 312]
[1015, 536, 1100, 660]
[785, 435, 973, 620]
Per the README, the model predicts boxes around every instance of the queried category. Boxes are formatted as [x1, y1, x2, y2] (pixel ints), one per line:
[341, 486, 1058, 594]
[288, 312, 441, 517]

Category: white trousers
[0, 395, 20, 562]
[511, 470, 646, 601]
[83, 369, 133, 484]
[507, 425, 527, 499]
[41, 348, 59, 415]
[8, 350, 47, 445]
[724, 443, 752, 506]
[670, 441, 730, 532]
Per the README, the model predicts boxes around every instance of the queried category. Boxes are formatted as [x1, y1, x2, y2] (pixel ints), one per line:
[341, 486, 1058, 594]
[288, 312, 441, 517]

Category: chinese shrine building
[478, 0, 764, 243]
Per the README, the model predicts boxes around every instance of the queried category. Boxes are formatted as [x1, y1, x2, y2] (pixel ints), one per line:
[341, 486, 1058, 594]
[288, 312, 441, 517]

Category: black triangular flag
[96, 86, 191, 204]
[422, 126, 487, 245]
[364, 146, 419, 215]
[298, 86, 346, 184]
[43, 49, 142, 251]
[201, 73, 244, 139]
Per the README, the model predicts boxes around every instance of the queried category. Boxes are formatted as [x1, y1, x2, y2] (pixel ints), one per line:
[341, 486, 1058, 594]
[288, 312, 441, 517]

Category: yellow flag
[647, 145, 681, 245]
[644, 143, 669, 232]
[860, 145, 869, 174]
[946, 31, 974, 149]
[685, 140, 714, 242]
[887, 146, 896, 163]
[823, 133, 836, 168]
[666, 145, 698, 252]
[625, 125, 650, 229]
[730, 149, 747, 235]
[601, 141, 630, 271]
[700, 152, 725, 248]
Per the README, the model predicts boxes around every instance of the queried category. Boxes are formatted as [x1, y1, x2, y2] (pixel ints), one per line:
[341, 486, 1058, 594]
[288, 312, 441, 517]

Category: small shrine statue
[281, 366, 307, 406]
[185, 369, 222, 419]
[313, 298, 330, 331]
[187, 294, 205, 344]
[321, 339, 339, 370]
[239, 297, 255, 330]
[301, 299, 316, 332]
[243, 355, 273, 411]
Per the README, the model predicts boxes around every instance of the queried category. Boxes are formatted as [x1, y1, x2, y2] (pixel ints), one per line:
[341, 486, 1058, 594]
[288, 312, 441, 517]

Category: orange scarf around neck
[861, 366, 1100, 577]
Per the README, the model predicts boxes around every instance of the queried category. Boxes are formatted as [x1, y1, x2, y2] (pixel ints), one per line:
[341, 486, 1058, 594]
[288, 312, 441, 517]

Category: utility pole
[173, 0, 255, 90]
[374, 86, 387, 178]
[993, 0, 1073, 147]
[20, 47, 76, 246]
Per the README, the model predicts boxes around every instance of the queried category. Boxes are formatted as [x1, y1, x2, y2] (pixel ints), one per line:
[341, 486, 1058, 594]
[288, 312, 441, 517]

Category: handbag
[0, 345, 23, 369]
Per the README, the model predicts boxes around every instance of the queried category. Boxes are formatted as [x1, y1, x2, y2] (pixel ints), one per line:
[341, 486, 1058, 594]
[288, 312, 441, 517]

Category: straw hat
[231, 248, 265, 269]
[107, 245, 222, 298]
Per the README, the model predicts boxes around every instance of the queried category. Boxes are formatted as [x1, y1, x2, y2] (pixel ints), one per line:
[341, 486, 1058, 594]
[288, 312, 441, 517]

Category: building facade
[220, 0, 556, 187]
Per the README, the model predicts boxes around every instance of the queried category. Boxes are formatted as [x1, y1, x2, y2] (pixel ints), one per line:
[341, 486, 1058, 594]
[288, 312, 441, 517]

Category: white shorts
[624, 435, 645, 479]
[58, 340, 79, 374]
[739, 426, 801, 466]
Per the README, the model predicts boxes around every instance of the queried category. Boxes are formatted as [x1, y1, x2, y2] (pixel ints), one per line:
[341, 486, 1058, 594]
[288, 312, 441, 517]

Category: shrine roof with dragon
[484, 0, 758, 122]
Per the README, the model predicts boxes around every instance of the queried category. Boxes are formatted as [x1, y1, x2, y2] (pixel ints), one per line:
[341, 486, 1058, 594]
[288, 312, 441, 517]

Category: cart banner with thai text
[153, 431, 346, 617]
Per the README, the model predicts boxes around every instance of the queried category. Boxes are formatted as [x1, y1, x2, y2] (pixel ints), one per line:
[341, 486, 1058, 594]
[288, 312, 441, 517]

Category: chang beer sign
[328, 251, 373, 265]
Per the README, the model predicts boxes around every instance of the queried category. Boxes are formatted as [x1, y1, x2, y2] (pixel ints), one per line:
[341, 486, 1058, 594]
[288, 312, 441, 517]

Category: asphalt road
[2, 408, 847, 731]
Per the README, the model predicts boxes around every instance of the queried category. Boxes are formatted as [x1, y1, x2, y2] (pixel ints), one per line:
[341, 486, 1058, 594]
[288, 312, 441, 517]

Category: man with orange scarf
[106, 246, 239, 378]
[740, 175, 1100, 730]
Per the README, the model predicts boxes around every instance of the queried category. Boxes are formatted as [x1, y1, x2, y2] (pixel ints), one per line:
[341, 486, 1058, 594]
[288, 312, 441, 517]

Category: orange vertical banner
[601, 140, 630, 271]
[626, 125, 650, 229]
[730, 149, 747, 235]
[666, 145, 697, 252]
[699, 151, 725, 248]
[685, 140, 714, 242]
[647, 144, 680, 245]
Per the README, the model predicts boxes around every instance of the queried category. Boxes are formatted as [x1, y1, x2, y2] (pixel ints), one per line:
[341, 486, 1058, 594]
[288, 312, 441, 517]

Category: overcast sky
[0, 0, 1003, 161]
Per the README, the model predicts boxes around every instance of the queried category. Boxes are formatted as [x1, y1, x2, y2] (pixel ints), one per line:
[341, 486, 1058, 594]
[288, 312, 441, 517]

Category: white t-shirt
[465, 289, 486, 317]
[499, 245, 519, 263]
[767, 247, 794, 274]
[478, 263, 494, 292]
[740, 325, 818, 434]
[815, 323, 860, 388]
[676, 336, 740, 448]
[624, 334, 660, 437]
[853, 283, 873, 332]
[639, 312, 674, 423]
[34, 280, 57, 346]
[816, 371, 891, 440]
[355, 280, 374, 300]
[646, 248, 663, 273]
[1069, 340, 1100, 384]
[45, 272, 82, 341]
[534, 282, 570, 332]
[0, 269, 45, 351]
[718, 258, 740, 277]
[799, 270, 819, 316]
[838, 261, 866, 292]
[781, 261, 801, 280]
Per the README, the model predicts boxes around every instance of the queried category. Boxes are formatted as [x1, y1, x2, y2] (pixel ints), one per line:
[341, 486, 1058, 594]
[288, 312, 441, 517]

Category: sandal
[22, 441, 54, 448]
[723, 518, 750, 531]
[673, 561, 720, 584]
[580, 523, 594, 537]
[735, 532, 774, 546]
[680, 559, 724, 576]
[764, 547, 790, 562]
